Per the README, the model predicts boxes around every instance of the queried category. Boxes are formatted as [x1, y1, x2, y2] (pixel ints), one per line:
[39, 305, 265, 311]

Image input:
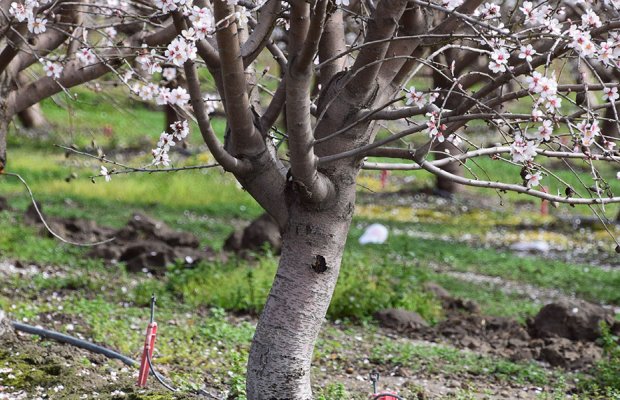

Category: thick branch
[286, 0, 335, 204]
[184, 59, 249, 174]
[318, 8, 346, 87]
[212, 2, 264, 156]
[345, 0, 408, 102]
[241, 0, 281, 66]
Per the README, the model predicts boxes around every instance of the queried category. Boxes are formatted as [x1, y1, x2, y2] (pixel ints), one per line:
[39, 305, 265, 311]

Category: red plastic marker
[137, 295, 158, 387]
[372, 393, 400, 400]
[380, 170, 389, 190]
[540, 186, 549, 215]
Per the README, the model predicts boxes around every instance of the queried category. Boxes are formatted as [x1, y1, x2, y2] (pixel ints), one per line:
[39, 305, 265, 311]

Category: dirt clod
[224, 212, 281, 255]
[375, 309, 429, 331]
[528, 300, 614, 341]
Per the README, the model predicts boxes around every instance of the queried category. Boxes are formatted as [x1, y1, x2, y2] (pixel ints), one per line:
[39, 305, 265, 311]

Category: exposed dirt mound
[224, 212, 282, 255]
[377, 283, 608, 369]
[527, 300, 614, 341]
[21, 201, 215, 274]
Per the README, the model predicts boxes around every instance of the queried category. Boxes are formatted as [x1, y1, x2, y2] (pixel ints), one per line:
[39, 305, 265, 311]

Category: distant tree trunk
[432, 140, 463, 194]
[0, 87, 8, 170]
[246, 180, 356, 399]
[17, 103, 47, 129]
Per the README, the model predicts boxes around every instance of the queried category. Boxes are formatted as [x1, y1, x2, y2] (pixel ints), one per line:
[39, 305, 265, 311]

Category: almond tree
[2, 0, 620, 398]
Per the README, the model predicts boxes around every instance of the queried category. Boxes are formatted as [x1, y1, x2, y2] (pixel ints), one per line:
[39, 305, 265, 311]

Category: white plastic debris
[359, 223, 388, 245]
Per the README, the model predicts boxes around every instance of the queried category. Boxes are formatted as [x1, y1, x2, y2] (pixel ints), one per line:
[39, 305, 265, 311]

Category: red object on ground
[380, 170, 389, 189]
[137, 321, 158, 387]
[540, 186, 549, 215]
[372, 392, 400, 400]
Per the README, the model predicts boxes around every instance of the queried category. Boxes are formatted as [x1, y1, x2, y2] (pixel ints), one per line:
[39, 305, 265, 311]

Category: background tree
[2, 0, 620, 398]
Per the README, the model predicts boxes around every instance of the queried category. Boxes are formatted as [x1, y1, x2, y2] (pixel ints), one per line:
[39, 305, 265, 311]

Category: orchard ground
[1, 89, 620, 399]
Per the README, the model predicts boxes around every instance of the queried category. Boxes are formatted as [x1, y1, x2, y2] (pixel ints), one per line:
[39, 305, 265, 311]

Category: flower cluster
[76, 48, 97, 66]
[525, 71, 561, 117]
[10, 0, 49, 33]
[488, 47, 510, 73]
[136, 46, 162, 75]
[425, 112, 447, 143]
[576, 119, 601, 147]
[404, 87, 438, 108]
[189, 6, 215, 38]
[474, 2, 501, 20]
[151, 120, 189, 166]
[155, 0, 189, 13]
[165, 36, 197, 67]
[510, 134, 538, 163]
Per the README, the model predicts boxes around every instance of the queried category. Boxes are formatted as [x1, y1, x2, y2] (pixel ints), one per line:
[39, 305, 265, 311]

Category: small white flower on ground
[100, 166, 111, 182]
[603, 87, 619, 102]
[359, 223, 388, 245]
[525, 171, 542, 188]
[616, 171, 620, 180]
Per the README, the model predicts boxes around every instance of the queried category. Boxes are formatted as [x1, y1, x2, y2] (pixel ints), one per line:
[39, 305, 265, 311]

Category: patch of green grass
[370, 340, 554, 387]
[350, 232, 620, 305]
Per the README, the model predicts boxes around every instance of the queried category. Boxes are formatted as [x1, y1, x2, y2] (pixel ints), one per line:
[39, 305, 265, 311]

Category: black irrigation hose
[12, 319, 393, 399]
[11, 321, 215, 398]
[11, 321, 137, 367]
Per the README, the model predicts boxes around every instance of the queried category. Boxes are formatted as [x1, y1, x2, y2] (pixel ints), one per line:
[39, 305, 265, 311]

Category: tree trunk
[433, 140, 463, 195]
[0, 95, 8, 171]
[246, 183, 356, 399]
[17, 102, 47, 129]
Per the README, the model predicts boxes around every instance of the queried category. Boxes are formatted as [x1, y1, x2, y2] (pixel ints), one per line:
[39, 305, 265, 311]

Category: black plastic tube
[11, 321, 137, 367]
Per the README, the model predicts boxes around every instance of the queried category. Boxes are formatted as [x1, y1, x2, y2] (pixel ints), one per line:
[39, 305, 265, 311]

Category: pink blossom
[525, 171, 542, 188]
[518, 44, 536, 63]
[510, 135, 538, 163]
[603, 87, 619, 102]
[40, 59, 63, 79]
[28, 17, 47, 34]
[405, 87, 426, 108]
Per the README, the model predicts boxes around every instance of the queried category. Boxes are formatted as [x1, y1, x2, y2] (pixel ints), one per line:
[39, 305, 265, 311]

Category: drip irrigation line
[11, 321, 137, 367]
[10, 321, 215, 398]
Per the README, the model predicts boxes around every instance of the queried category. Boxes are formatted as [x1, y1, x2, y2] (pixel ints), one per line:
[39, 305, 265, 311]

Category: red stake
[137, 321, 158, 387]
[380, 170, 389, 190]
[540, 186, 549, 215]
[138, 295, 158, 387]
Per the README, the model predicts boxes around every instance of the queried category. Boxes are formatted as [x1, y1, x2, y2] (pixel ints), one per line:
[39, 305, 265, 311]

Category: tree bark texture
[246, 170, 357, 399]
[0, 93, 8, 171]
[17, 103, 47, 129]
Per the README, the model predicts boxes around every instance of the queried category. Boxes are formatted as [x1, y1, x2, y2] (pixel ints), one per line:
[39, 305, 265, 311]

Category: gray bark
[0, 93, 8, 171]
[17, 103, 47, 129]
[246, 173, 357, 399]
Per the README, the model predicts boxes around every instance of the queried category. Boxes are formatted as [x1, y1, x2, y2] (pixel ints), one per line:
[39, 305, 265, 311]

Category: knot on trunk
[311, 254, 327, 273]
